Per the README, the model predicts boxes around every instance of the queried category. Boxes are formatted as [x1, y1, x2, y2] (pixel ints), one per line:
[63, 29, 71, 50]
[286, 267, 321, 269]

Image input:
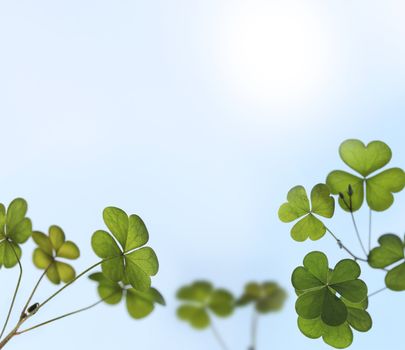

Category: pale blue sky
[0, 1, 404, 349]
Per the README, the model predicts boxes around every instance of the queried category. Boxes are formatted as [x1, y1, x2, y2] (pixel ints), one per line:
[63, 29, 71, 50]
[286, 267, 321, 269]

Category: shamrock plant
[0, 200, 163, 349]
[177, 281, 235, 329]
[236, 282, 286, 350]
[0, 198, 32, 268]
[293, 252, 368, 330]
[278, 184, 334, 241]
[32, 226, 80, 284]
[298, 297, 371, 349]
[326, 139, 405, 212]
[91, 207, 158, 292]
[279, 139, 405, 348]
[176, 280, 286, 350]
[295, 252, 372, 348]
[236, 282, 286, 314]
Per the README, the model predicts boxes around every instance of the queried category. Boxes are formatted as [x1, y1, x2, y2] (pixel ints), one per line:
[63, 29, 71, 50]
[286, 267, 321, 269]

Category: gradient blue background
[0, 1, 404, 349]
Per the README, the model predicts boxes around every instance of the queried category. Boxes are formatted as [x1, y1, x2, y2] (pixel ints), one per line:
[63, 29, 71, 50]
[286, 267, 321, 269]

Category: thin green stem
[21, 266, 50, 316]
[210, 320, 229, 350]
[368, 209, 372, 253]
[340, 194, 368, 257]
[368, 287, 387, 298]
[38, 260, 103, 311]
[0, 319, 24, 349]
[0, 242, 23, 340]
[325, 227, 368, 262]
[349, 211, 368, 257]
[16, 298, 105, 335]
[249, 309, 259, 350]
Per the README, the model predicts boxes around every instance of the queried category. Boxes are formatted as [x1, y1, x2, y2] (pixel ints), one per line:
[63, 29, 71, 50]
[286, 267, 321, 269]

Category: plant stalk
[368, 209, 372, 253]
[325, 227, 368, 262]
[0, 242, 23, 340]
[21, 266, 50, 316]
[16, 298, 105, 335]
[248, 309, 259, 350]
[38, 260, 103, 310]
[0, 259, 108, 348]
[210, 320, 230, 350]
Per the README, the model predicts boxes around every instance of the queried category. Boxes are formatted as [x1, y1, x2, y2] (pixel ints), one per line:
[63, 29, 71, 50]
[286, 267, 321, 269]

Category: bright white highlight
[217, 1, 333, 108]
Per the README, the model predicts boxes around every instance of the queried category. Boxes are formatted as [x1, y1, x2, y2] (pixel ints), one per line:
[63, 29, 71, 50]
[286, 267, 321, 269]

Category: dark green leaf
[385, 262, 405, 291]
[323, 322, 353, 349]
[347, 307, 372, 332]
[292, 251, 367, 327]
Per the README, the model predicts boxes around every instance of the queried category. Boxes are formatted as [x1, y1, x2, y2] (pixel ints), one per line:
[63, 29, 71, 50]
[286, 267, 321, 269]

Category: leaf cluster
[236, 281, 286, 313]
[0, 198, 32, 268]
[0, 199, 163, 349]
[327, 140, 405, 212]
[91, 207, 159, 292]
[176, 280, 286, 330]
[279, 139, 405, 348]
[292, 252, 371, 348]
[32, 226, 80, 284]
[176, 281, 235, 329]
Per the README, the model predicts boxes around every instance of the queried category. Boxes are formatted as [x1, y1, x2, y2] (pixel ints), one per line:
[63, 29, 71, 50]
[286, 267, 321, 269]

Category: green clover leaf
[292, 251, 368, 327]
[91, 207, 159, 292]
[278, 184, 335, 241]
[89, 272, 165, 319]
[236, 281, 286, 313]
[0, 198, 32, 268]
[326, 140, 405, 212]
[176, 281, 235, 329]
[368, 234, 405, 291]
[32, 225, 80, 284]
[297, 297, 372, 349]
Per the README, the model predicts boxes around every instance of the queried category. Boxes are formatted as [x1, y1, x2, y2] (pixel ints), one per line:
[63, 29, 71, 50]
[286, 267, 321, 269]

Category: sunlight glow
[217, 1, 334, 109]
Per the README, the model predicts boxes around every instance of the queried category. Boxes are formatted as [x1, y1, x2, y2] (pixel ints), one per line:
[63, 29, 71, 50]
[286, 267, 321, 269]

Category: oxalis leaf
[91, 207, 159, 292]
[278, 184, 334, 241]
[89, 272, 165, 319]
[0, 198, 32, 269]
[368, 233, 405, 291]
[236, 281, 287, 313]
[297, 296, 372, 349]
[32, 226, 80, 284]
[326, 139, 405, 212]
[176, 281, 235, 330]
[292, 251, 368, 327]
